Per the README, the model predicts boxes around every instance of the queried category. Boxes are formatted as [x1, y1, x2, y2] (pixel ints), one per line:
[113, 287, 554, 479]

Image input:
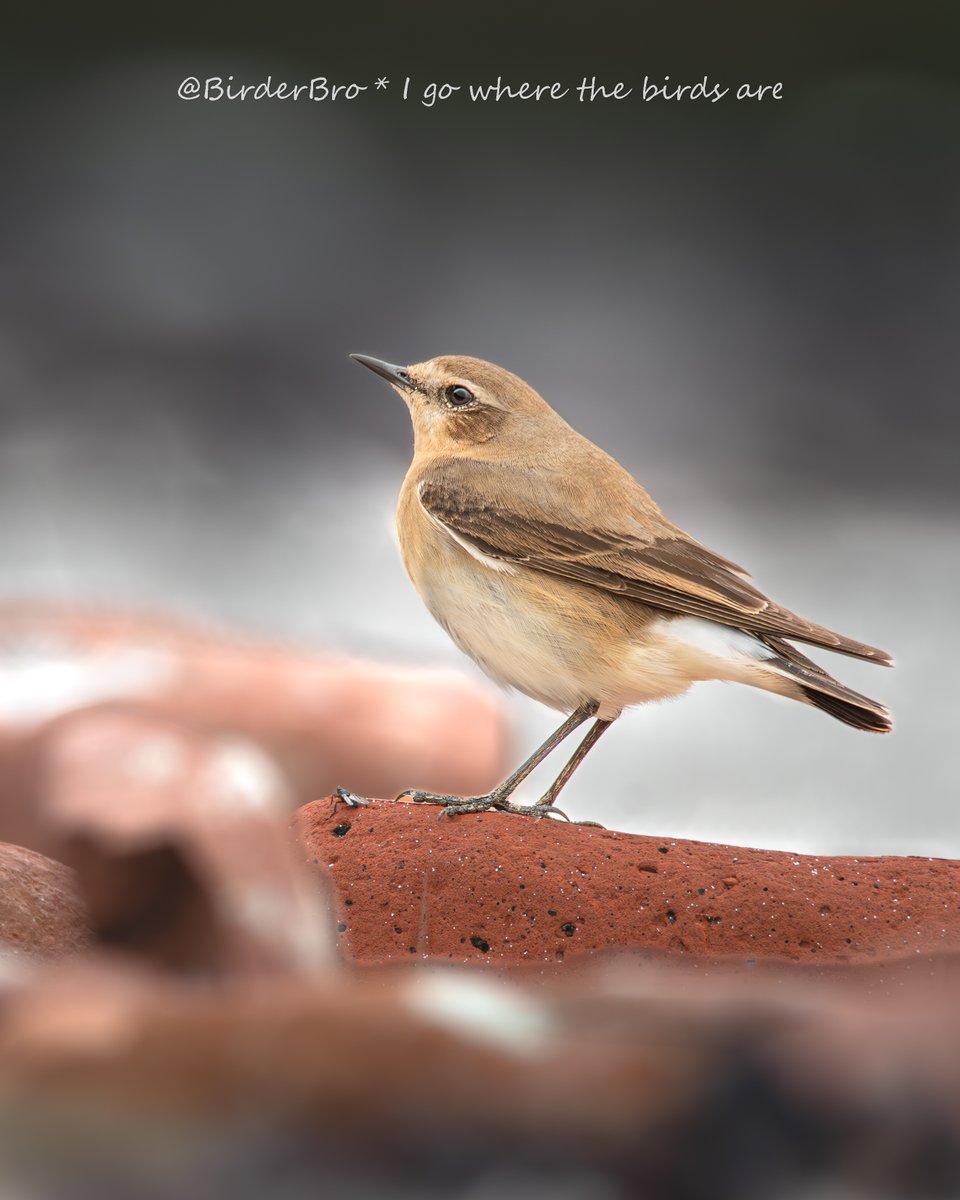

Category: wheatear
[348, 353, 892, 821]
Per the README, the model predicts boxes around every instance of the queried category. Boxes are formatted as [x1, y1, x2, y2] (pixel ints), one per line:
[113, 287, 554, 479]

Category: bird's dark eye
[445, 384, 475, 407]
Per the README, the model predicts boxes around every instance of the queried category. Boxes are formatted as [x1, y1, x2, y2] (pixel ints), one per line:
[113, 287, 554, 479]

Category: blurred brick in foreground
[1, 956, 959, 1198]
[43, 711, 333, 973]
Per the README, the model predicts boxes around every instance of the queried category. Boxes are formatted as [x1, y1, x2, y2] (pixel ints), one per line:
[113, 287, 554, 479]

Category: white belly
[418, 559, 601, 712]
[408, 551, 725, 719]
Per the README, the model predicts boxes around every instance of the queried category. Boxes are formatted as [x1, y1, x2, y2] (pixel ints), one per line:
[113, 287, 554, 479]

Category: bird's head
[350, 353, 555, 456]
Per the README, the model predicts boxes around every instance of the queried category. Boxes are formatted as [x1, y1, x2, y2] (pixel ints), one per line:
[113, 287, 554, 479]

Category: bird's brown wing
[418, 462, 893, 666]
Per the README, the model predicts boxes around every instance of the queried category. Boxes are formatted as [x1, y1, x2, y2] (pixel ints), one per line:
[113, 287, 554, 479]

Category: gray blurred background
[0, 2, 957, 854]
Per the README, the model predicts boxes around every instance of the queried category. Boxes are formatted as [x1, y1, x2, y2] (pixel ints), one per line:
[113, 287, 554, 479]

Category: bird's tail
[761, 636, 892, 733]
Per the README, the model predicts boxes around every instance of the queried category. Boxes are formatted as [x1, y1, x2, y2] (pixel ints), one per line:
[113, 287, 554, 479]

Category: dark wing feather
[418, 466, 893, 667]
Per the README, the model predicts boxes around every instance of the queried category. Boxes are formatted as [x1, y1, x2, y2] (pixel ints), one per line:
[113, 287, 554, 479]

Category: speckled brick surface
[0, 843, 90, 960]
[296, 797, 960, 966]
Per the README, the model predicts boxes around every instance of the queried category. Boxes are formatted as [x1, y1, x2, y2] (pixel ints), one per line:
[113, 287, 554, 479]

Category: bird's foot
[533, 794, 606, 829]
[335, 786, 372, 808]
[397, 788, 572, 822]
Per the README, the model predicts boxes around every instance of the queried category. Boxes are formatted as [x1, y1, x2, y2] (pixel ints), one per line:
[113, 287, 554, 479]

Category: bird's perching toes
[396, 787, 574, 823]
[395, 788, 606, 827]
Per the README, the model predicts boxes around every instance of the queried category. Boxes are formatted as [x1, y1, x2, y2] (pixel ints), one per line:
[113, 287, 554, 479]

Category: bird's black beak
[349, 354, 414, 391]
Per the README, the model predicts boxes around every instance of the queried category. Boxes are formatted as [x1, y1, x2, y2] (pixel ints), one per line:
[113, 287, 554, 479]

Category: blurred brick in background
[0, 603, 509, 856]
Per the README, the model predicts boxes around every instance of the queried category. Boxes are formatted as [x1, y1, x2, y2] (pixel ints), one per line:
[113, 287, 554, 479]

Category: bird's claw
[335, 786, 371, 808]
[533, 797, 605, 828]
[497, 800, 572, 822]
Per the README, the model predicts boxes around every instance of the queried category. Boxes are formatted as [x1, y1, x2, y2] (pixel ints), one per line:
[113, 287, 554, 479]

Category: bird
[347, 352, 893, 823]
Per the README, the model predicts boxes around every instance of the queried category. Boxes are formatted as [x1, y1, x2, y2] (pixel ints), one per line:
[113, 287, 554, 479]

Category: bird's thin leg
[532, 718, 613, 826]
[396, 701, 599, 819]
[483, 702, 600, 802]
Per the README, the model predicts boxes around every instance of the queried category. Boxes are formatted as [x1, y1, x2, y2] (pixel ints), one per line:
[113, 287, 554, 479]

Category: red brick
[296, 796, 960, 966]
[0, 843, 90, 960]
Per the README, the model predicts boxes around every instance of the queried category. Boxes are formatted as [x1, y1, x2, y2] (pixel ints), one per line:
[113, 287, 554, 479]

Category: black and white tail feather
[760, 636, 892, 733]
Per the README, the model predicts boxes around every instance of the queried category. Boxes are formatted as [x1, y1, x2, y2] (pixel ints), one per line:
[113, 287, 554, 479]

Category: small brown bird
[348, 353, 893, 822]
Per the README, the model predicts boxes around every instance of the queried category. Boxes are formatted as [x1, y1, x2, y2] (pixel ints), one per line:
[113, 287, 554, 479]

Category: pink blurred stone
[0, 603, 509, 854]
[42, 710, 334, 974]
